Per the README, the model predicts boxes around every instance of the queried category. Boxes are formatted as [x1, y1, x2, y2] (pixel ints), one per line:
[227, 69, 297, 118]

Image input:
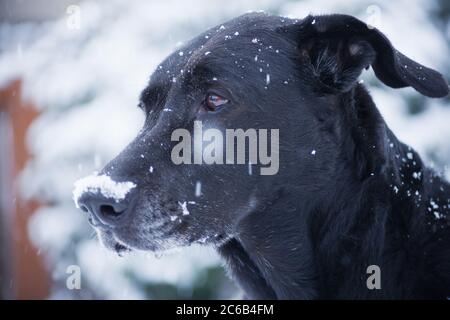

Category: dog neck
[218, 193, 320, 299]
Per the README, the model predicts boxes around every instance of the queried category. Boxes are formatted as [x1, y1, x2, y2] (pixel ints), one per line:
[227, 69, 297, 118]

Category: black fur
[76, 13, 450, 299]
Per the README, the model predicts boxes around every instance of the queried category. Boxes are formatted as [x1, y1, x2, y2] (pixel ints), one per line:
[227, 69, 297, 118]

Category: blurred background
[0, 0, 449, 299]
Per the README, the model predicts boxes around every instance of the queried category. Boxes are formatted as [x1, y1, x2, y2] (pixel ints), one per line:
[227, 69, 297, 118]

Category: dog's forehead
[148, 13, 299, 86]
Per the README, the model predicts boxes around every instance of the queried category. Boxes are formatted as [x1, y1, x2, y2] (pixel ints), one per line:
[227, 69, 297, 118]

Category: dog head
[74, 13, 448, 253]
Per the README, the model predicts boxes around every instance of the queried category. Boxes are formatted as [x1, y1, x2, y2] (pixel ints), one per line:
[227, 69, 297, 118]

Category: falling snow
[195, 181, 202, 197]
[178, 201, 190, 216]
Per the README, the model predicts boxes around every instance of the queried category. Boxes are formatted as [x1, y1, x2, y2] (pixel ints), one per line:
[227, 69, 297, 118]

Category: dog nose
[77, 192, 130, 226]
[73, 174, 137, 226]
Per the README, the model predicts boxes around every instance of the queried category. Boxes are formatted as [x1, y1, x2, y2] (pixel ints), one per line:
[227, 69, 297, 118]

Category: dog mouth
[95, 228, 133, 255]
[94, 219, 178, 254]
[95, 219, 231, 255]
[113, 241, 131, 256]
[91, 200, 235, 253]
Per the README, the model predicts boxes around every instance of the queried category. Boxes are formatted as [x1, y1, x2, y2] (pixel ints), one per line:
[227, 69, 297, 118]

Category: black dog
[75, 13, 450, 299]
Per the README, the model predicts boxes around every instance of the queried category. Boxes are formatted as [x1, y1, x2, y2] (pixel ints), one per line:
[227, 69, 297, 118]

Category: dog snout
[77, 191, 132, 227]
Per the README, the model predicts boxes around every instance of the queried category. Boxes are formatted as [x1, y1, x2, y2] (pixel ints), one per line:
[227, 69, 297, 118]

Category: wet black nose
[77, 192, 130, 226]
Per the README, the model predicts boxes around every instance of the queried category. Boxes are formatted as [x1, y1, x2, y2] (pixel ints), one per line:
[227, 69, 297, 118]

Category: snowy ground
[0, 0, 448, 299]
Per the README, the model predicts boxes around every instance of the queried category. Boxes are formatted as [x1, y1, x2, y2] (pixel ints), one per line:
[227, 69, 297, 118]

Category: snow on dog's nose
[73, 174, 136, 227]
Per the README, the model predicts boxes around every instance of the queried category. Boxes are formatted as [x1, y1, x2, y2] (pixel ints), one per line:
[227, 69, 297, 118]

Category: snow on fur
[73, 174, 136, 208]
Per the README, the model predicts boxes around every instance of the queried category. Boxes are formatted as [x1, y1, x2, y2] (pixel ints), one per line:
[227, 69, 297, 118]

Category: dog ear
[281, 14, 449, 98]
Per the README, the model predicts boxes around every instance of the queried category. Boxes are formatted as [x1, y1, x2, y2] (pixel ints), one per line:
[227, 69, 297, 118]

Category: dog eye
[205, 93, 229, 111]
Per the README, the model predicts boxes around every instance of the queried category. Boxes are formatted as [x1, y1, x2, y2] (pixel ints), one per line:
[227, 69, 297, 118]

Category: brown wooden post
[0, 79, 50, 299]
